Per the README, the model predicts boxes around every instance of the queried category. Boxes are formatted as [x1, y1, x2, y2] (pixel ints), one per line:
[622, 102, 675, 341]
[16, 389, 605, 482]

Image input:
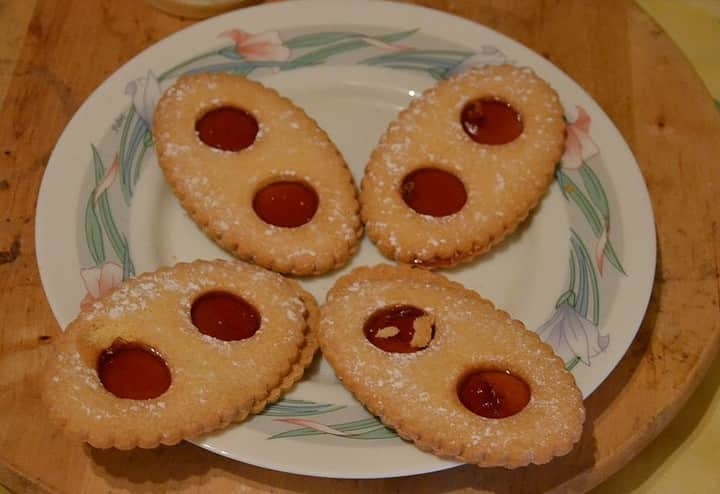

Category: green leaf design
[284, 31, 365, 49]
[571, 234, 590, 318]
[84, 195, 105, 265]
[119, 114, 151, 203]
[555, 290, 576, 308]
[556, 170, 626, 275]
[289, 40, 372, 66]
[289, 29, 419, 66]
[568, 248, 576, 295]
[373, 29, 420, 44]
[217, 46, 243, 60]
[343, 426, 397, 440]
[556, 170, 602, 234]
[91, 145, 134, 280]
[364, 55, 459, 68]
[360, 51, 468, 79]
[579, 162, 609, 219]
[367, 64, 444, 79]
[361, 49, 469, 66]
[261, 399, 345, 417]
[132, 135, 151, 187]
[118, 109, 134, 205]
[602, 239, 626, 275]
[143, 131, 153, 147]
[121, 239, 134, 280]
[269, 417, 397, 440]
[429, 67, 448, 80]
[90, 144, 104, 185]
[571, 229, 600, 325]
[565, 356, 581, 371]
[182, 62, 258, 77]
[227, 65, 258, 76]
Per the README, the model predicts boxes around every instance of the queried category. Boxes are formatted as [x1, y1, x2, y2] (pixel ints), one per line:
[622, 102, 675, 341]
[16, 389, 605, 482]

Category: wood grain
[0, 0, 36, 109]
[0, 0, 718, 492]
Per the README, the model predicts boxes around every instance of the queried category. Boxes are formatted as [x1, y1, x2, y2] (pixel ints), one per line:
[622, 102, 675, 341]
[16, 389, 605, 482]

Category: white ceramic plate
[35, 0, 656, 479]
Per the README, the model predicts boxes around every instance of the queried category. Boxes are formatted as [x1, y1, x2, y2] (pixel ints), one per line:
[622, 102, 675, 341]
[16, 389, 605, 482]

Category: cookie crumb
[411, 315, 434, 348]
[376, 326, 400, 338]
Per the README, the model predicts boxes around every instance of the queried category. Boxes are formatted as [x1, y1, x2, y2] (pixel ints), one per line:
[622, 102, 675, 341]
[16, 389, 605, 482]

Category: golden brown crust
[43, 259, 318, 449]
[360, 64, 565, 268]
[153, 73, 362, 276]
[247, 282, 320, 415]
[319, 264, 585, 468]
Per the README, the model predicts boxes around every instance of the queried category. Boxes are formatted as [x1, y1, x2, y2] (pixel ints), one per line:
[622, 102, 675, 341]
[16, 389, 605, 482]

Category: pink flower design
[274, 418, 349, 437]
[562, 106, 599, 169]
[219, 30, 290, 62]
[80, 261, 123, 310]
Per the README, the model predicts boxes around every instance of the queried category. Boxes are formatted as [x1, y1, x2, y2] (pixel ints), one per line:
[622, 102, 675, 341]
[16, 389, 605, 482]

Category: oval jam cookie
[361, 65, 566, 268]
[318, 264, 584, 468]
[153, 73, 362, 276]
[43, 259, 318, 449]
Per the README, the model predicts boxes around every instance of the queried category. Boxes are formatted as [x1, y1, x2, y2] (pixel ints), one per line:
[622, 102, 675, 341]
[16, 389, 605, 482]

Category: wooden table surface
[1, 0, 719, 492]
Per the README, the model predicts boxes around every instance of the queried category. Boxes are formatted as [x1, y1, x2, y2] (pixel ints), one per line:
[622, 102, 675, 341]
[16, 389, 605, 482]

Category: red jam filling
[195, 106, 259, 151]
[191, 291, 260, 341]
[461, 98, 523, 145]
[253, 181, 319, 228]
[363, 305, 433, 354]
[401, 168, 467, 217]
[457, 370, 530, 418]
[97, 340, 171, 400]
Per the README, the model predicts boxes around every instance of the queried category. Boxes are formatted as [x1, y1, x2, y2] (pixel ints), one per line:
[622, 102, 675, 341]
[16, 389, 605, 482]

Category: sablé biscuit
[43, 259, 318, 449]
[153, 73, 362, 276]
[318, 264, 584, 468]
[361, 64, 565, 268]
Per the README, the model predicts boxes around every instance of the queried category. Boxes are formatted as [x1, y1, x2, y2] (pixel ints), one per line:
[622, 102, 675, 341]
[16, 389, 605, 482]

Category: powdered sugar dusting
[153, 72, 362, 275]
[362, 64, 565, 265]
[321, 267, 584, 463]
[48, 260, 315, 440]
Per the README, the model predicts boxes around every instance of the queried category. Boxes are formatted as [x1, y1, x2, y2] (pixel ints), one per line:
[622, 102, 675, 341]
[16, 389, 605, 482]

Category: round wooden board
[0, 0, 718, 492]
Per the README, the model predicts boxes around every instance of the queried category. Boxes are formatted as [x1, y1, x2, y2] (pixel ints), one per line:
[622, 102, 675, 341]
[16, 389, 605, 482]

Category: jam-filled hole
[457, 369, 530, 418]
[363, 305, 435, 354]
[195, 106, 259, 151]
[191, 291, 261, 341]
[253, 180, 319, 228]
[97, 339, 171, 400]
[401, 168, 467, 217]
[461, 98, 523, 145]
